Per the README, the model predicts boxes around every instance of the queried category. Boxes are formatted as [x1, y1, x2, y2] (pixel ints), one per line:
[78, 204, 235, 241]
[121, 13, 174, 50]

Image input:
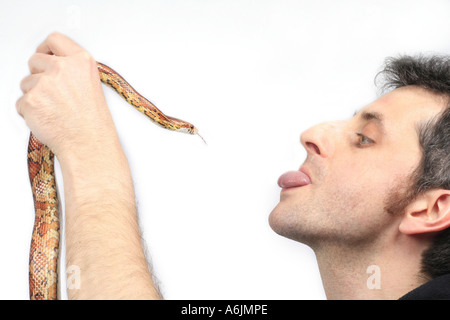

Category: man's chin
[268, 199, 325, 249]
[269, 203, 305, 242]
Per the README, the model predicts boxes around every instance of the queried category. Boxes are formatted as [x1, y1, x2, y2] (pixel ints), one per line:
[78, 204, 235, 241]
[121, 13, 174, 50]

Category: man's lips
[277, 169, 312, 188]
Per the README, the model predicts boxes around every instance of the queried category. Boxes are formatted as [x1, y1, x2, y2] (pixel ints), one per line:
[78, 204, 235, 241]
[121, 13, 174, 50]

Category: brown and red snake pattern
[28, 133, 59, 300]
[27, 62, 202, 300]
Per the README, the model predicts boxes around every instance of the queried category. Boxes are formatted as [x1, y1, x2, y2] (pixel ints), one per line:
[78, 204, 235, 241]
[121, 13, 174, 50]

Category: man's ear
[399, 189, 450, 235]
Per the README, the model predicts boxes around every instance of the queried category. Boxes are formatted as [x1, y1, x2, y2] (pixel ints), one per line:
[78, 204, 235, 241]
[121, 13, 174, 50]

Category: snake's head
[188, 124, 197, 135]
[174, 124, 197, 135]
[185, 125, 207, 144]
[168, 117, 206, 144]
[184, 125, 207, 144]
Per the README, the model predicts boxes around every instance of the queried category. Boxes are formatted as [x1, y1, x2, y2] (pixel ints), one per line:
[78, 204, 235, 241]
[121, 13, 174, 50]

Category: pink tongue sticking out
[278, 170, 311, 188]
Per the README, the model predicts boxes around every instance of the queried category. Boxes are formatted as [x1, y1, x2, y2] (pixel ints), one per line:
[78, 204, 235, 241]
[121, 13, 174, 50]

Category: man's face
[269, 86, 445, 248]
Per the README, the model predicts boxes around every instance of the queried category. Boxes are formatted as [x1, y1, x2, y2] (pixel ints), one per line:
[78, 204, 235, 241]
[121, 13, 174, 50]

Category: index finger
[36, 32, 85, 56]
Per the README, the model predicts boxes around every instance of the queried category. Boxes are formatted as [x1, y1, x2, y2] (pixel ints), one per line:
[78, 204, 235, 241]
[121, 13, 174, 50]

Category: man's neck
[313, 234, 430, 300]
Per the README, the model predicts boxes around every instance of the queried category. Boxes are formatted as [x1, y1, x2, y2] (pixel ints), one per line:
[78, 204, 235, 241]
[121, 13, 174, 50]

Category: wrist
[57, 131, 135, 212]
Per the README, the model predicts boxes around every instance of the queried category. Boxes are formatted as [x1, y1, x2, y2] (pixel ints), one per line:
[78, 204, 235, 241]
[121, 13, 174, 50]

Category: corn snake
[27, 62, 203, 300]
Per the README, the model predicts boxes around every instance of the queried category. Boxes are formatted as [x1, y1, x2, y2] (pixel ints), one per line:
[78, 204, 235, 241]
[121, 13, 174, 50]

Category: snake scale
[27, 62, 203, 300]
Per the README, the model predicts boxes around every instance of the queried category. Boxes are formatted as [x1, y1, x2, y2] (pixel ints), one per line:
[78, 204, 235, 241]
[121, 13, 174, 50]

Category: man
[17, 33, 450, 299]
[270, 56, 450, 299]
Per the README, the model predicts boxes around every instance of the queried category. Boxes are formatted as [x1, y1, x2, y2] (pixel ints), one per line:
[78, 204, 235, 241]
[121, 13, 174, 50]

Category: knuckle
[15, 96, 23, 115]
[77, 51, 97, 75]
[19, 77, 27, 92]
[27, 54, 36, 69]
[78, 51, 95, 66]
[50, 58, 64, 73]
[16, 93, 35, 117]
[22, 92, 36, 107]
[79, 50, 92, 61]
[47, 31, 62, 42]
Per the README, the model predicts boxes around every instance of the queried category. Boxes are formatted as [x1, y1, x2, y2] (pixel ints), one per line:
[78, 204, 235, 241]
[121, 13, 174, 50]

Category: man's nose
[300, 121, 344, 158]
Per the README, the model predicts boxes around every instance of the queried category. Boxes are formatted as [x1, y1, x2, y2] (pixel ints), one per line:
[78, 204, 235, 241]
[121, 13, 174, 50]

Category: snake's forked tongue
[197, 132, 207, 145]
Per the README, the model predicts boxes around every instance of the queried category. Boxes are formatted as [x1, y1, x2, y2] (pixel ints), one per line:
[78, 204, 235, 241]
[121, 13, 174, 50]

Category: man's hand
[16, 32, 114, 159]
[17, 32, 161, 299]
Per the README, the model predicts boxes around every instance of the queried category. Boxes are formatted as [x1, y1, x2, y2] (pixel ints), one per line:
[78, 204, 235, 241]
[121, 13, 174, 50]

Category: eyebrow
[354, 110, 386, 134]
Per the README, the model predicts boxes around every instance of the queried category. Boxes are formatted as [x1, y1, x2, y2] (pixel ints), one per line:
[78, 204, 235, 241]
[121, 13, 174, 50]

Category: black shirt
[399, 274, 450, 300]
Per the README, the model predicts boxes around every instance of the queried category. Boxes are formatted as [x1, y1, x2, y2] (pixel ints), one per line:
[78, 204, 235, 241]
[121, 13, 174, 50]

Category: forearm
[60, 130, 161, 300]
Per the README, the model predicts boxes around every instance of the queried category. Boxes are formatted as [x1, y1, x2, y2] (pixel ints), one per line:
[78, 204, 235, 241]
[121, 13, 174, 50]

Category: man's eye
[356, 133, 375, 147]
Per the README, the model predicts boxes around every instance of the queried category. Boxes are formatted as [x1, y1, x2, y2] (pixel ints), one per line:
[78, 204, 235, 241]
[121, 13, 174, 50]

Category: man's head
[269, 55, 450, 279]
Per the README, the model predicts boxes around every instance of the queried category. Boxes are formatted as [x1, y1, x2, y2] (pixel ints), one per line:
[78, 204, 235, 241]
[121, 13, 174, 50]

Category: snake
[27, 62, 204, 300]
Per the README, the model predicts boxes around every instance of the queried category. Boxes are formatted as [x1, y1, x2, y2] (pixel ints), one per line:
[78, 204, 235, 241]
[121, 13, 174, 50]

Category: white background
[1, 0, 449, 300]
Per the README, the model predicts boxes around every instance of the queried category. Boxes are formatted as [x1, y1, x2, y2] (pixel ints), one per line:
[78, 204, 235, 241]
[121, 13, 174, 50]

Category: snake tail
[27, 133, 60, 300]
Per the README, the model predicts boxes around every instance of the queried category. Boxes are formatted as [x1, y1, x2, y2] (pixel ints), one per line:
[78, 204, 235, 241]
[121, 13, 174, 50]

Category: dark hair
[376, 54, 450, 279]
